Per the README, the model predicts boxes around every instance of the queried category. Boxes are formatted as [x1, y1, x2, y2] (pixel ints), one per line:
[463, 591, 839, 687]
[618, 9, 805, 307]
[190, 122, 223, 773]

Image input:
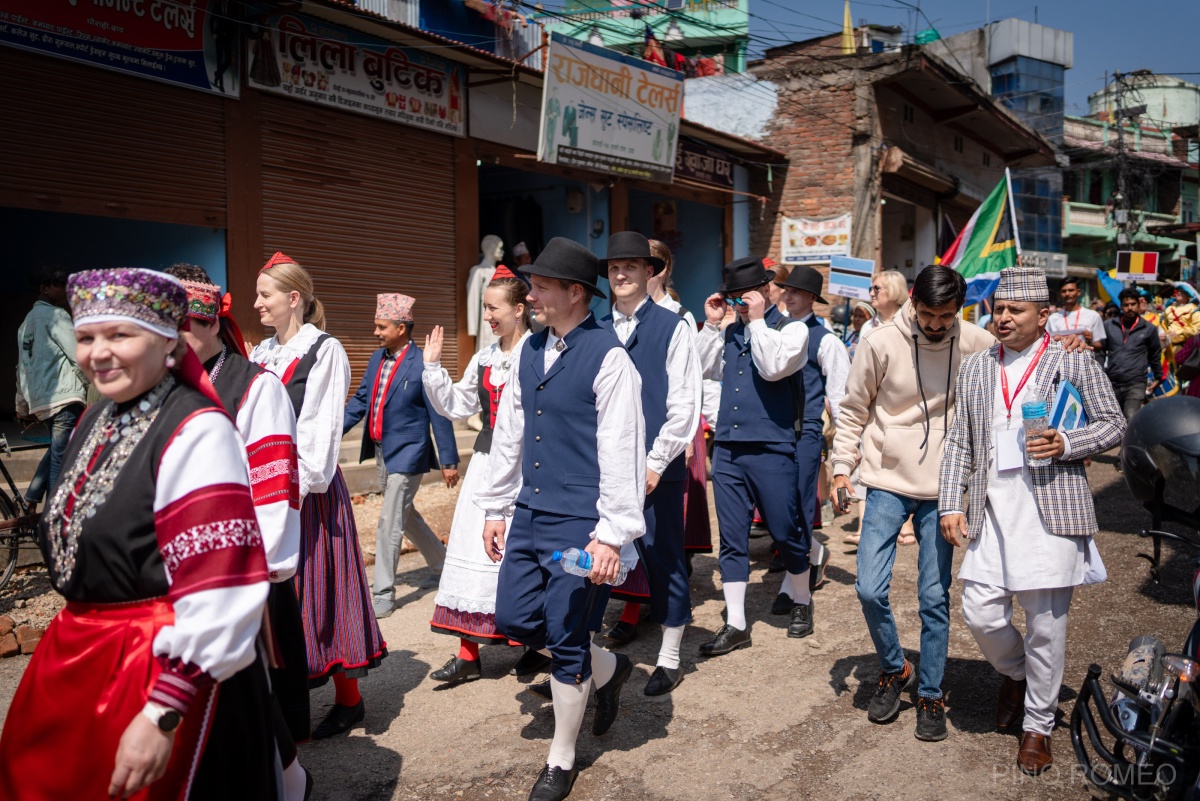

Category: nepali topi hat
[994, 266, 1049, 303]
[519, 237, 606, 299]
[376, 293, 415, 323]
[718, 256, 776, 294]
[775, 264, 828, 304]
[599, 231, 666, 275]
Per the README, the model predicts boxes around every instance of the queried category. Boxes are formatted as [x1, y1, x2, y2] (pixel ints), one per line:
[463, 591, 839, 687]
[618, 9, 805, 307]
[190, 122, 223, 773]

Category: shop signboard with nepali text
[539, 32, 682, 184]
[675, 140, 734, 189]
[780, 215, 852, 264]
[246, 12, 466, 137]
[0, 0, 239, 96]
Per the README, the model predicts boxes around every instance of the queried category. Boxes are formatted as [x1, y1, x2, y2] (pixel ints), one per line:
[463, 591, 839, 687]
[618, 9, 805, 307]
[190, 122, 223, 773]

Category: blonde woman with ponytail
[251, 253, 387, 740]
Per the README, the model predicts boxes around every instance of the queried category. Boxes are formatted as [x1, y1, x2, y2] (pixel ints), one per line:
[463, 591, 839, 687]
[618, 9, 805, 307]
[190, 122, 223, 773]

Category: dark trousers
[638, 479, 691, 628]
[712, 442, 809, 583]
[795, 424, 824, 545]
[1112, 381, 1146, 421]
[496, 505, 610, 685]
[25, 402, 84, 504]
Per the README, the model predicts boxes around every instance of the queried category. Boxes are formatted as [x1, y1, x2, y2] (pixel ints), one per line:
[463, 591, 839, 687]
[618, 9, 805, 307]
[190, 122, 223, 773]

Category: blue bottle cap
[551, 550, 564, 562]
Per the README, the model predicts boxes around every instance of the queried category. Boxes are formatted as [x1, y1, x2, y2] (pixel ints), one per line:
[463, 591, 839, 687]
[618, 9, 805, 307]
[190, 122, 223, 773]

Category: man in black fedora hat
[595, 231, 701, 697]
[475, 236, 645, 801]
[774, 266, 849, 599]
[694, 256, 813, 655]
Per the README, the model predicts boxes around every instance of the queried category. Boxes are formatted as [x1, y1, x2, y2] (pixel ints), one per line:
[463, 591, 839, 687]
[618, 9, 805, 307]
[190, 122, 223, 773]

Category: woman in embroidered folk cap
[420, 266, 532, 684]
[251, 252, 386, 740]
[0, 268, 273, 799]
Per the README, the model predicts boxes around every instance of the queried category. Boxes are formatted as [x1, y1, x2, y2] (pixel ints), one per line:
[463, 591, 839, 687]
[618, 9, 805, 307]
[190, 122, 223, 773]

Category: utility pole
[1110, 72, 1148, 252]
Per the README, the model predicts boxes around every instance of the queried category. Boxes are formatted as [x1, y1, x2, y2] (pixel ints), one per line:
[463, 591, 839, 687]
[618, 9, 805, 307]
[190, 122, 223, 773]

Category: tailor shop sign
[247, 12, 465, 137]
[0, 0, 238, 96]
[674, 140, 734, 190]
[539, 32, 683, 184]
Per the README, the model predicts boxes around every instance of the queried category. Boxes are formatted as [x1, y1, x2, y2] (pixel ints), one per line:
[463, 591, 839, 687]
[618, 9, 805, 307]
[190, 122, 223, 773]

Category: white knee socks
[724, 580, 748, 630]
[589, 643, 617, 689]
[282, 756, 307, 801]
[658, 625, 685, 670]
[547, 678, 590, 770]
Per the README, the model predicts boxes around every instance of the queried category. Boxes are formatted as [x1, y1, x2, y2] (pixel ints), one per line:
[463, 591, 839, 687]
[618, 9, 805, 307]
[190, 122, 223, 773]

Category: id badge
[995, 426, 1025, 472]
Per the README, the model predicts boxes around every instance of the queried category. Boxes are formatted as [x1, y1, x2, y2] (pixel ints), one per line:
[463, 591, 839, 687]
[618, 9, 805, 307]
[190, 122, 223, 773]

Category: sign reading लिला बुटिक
[246, 12, 465, 137]
[539, 32, 683, 184]
[0, 0, 238, 96]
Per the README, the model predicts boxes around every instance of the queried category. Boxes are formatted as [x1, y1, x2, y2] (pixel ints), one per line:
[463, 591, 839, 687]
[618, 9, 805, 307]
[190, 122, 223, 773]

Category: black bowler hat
[519, 237, 607, 299]
[718, 256, 776, 294]
[775, 264, 828, 304]
[599, 231, 666, 276]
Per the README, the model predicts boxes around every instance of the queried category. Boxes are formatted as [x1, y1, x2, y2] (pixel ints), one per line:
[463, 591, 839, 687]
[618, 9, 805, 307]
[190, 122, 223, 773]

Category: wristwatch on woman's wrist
[141, 701, 182, 733]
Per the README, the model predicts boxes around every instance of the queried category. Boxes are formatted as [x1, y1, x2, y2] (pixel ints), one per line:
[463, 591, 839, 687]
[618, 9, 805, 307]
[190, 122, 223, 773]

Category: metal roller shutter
[259, 94, 458, 384]
[0, 47, 226, 226]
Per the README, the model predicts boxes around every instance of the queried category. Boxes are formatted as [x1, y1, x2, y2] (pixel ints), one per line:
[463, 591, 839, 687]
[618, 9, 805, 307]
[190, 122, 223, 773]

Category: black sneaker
[866, 660, 915, 723]
[914, 696, 948, 741]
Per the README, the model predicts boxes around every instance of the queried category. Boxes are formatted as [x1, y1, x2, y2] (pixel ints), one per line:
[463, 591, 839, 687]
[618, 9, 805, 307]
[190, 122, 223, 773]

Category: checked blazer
[938, 338, 1125, 539]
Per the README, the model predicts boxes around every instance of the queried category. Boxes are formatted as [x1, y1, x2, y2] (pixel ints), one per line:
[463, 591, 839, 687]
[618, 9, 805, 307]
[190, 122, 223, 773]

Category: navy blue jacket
[599, 299, 687, 482]
[800, 315, 831, 429]
[344, 343, 458, 474]
[715, 305, 805, 446]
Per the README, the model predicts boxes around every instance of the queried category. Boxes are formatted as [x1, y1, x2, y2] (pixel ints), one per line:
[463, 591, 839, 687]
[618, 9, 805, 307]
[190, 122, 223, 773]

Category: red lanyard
[998, 333, 1049, 421]
[1120, 316, 1139, 343]
[1063, 309, 1080, 331]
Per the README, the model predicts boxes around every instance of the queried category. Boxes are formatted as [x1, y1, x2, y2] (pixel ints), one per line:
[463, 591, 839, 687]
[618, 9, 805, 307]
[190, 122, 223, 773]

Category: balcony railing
[1065, 201, 1179, 236]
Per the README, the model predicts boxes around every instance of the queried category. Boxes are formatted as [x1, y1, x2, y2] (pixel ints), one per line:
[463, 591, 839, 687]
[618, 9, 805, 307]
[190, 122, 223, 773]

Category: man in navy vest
[344, 294, 460, 618]
[476, 237, 646, 801]
[695, 256, 811, 655]
[597, 231, 701, 697]
[774, 266, 849, 597]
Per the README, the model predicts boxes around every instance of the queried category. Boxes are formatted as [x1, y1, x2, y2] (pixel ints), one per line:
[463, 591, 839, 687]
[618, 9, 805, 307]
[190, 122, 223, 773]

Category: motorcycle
[1070, 396, 1200, 800]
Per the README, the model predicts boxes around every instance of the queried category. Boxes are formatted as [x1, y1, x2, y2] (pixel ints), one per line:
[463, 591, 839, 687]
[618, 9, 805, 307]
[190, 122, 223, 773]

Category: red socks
[619, 602, 641, 626]
[333, 673, 361, 707]
[458, 640, 480, 662]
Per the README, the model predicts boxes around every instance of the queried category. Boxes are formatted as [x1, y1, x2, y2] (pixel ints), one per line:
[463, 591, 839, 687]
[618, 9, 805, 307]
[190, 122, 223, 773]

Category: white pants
[961, 580, 1073, 736]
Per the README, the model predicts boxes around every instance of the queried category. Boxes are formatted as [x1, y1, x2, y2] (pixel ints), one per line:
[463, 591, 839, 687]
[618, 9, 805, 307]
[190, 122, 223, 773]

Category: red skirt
[0, 598, 215, 800]
[683, 417, 713, 553]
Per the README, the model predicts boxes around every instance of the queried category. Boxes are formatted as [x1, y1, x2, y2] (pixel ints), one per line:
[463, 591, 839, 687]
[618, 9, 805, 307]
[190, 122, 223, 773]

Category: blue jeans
[855, 488, 952, 699]
[25, 403, 84, 504]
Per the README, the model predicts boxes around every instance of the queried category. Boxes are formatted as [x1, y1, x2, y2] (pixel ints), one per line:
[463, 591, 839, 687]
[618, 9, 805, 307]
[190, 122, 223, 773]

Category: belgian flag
[1116, 251, 1159, 279]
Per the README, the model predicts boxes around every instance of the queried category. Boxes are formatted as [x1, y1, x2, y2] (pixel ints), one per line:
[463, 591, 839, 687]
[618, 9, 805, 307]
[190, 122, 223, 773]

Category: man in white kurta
[940, 266, 1125, 777]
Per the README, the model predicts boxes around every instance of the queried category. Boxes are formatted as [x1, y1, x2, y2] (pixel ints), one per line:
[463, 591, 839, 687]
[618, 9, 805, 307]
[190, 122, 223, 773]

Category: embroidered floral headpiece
[182, 280, 221, 322]
[68, 268, 187, 339]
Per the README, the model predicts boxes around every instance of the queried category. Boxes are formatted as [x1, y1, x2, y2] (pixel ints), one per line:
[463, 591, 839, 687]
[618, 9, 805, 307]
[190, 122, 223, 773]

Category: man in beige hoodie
[831, 266, 995, 742]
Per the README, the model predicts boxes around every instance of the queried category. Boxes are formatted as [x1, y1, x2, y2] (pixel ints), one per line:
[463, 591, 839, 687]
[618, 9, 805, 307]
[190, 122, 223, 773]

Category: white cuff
[484, 512, 507, 521]
[646, 453, 669, 476]
[939, 510, 963, 518]
[423, 361, 441, 372]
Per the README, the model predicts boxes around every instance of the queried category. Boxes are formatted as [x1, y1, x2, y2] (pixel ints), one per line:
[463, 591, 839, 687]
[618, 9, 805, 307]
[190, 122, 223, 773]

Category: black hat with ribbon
[519, 237, 606, 299]
[775, 264, 828, 304]
[718, 256, 776, 294]
[599, 231, 666, 276]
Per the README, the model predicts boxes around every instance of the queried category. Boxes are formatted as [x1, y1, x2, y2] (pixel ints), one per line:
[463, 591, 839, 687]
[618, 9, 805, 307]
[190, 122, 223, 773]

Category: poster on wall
[780, 215, 852, 264]
[538, 32, 682, 184]
[0, 0, 239, 95]
[247, 12, 466, 137]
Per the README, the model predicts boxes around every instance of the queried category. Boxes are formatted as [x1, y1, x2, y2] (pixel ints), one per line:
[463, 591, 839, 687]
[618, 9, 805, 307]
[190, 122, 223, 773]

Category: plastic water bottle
[551, 548, 629, 586]
[1021, 397, 1051, 468]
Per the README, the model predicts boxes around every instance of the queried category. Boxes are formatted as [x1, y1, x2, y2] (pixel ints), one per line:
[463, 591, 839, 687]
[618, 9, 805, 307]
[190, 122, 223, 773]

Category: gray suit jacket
[938, 338, 1125, 539]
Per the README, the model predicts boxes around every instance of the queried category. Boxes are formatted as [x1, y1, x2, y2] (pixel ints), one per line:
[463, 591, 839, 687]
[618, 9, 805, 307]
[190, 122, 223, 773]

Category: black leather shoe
[686, 553, 694, 578]
[810, 543, 830, 592]
[592, 653, 633, 735]
[311, 699, 365, 739]
[644, 665, 683, 696]
[787, 601, 814, 638]
[430, 655, 482, 683]
[510, 648, 552, 677]
[528, 763, 579, 801]
[767, 552, 785, 573]
[525, 679, 552, 700]
[603, 620, 638, 645]
[771, 592, 796, 616]
[699, 624, 751, 656]
[303, 767, 313, 801]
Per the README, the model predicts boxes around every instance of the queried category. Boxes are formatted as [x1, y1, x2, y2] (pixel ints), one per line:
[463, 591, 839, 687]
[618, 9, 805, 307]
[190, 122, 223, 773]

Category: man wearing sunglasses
[694, 256, 812, 655]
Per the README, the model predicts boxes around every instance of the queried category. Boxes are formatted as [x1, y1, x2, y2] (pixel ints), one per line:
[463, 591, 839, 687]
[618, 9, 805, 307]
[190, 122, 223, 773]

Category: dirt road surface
[1, 454, 1196, 801]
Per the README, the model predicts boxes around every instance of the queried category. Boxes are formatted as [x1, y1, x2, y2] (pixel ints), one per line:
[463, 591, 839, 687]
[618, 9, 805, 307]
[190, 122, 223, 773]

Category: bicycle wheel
[0, 491, 22, 592]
